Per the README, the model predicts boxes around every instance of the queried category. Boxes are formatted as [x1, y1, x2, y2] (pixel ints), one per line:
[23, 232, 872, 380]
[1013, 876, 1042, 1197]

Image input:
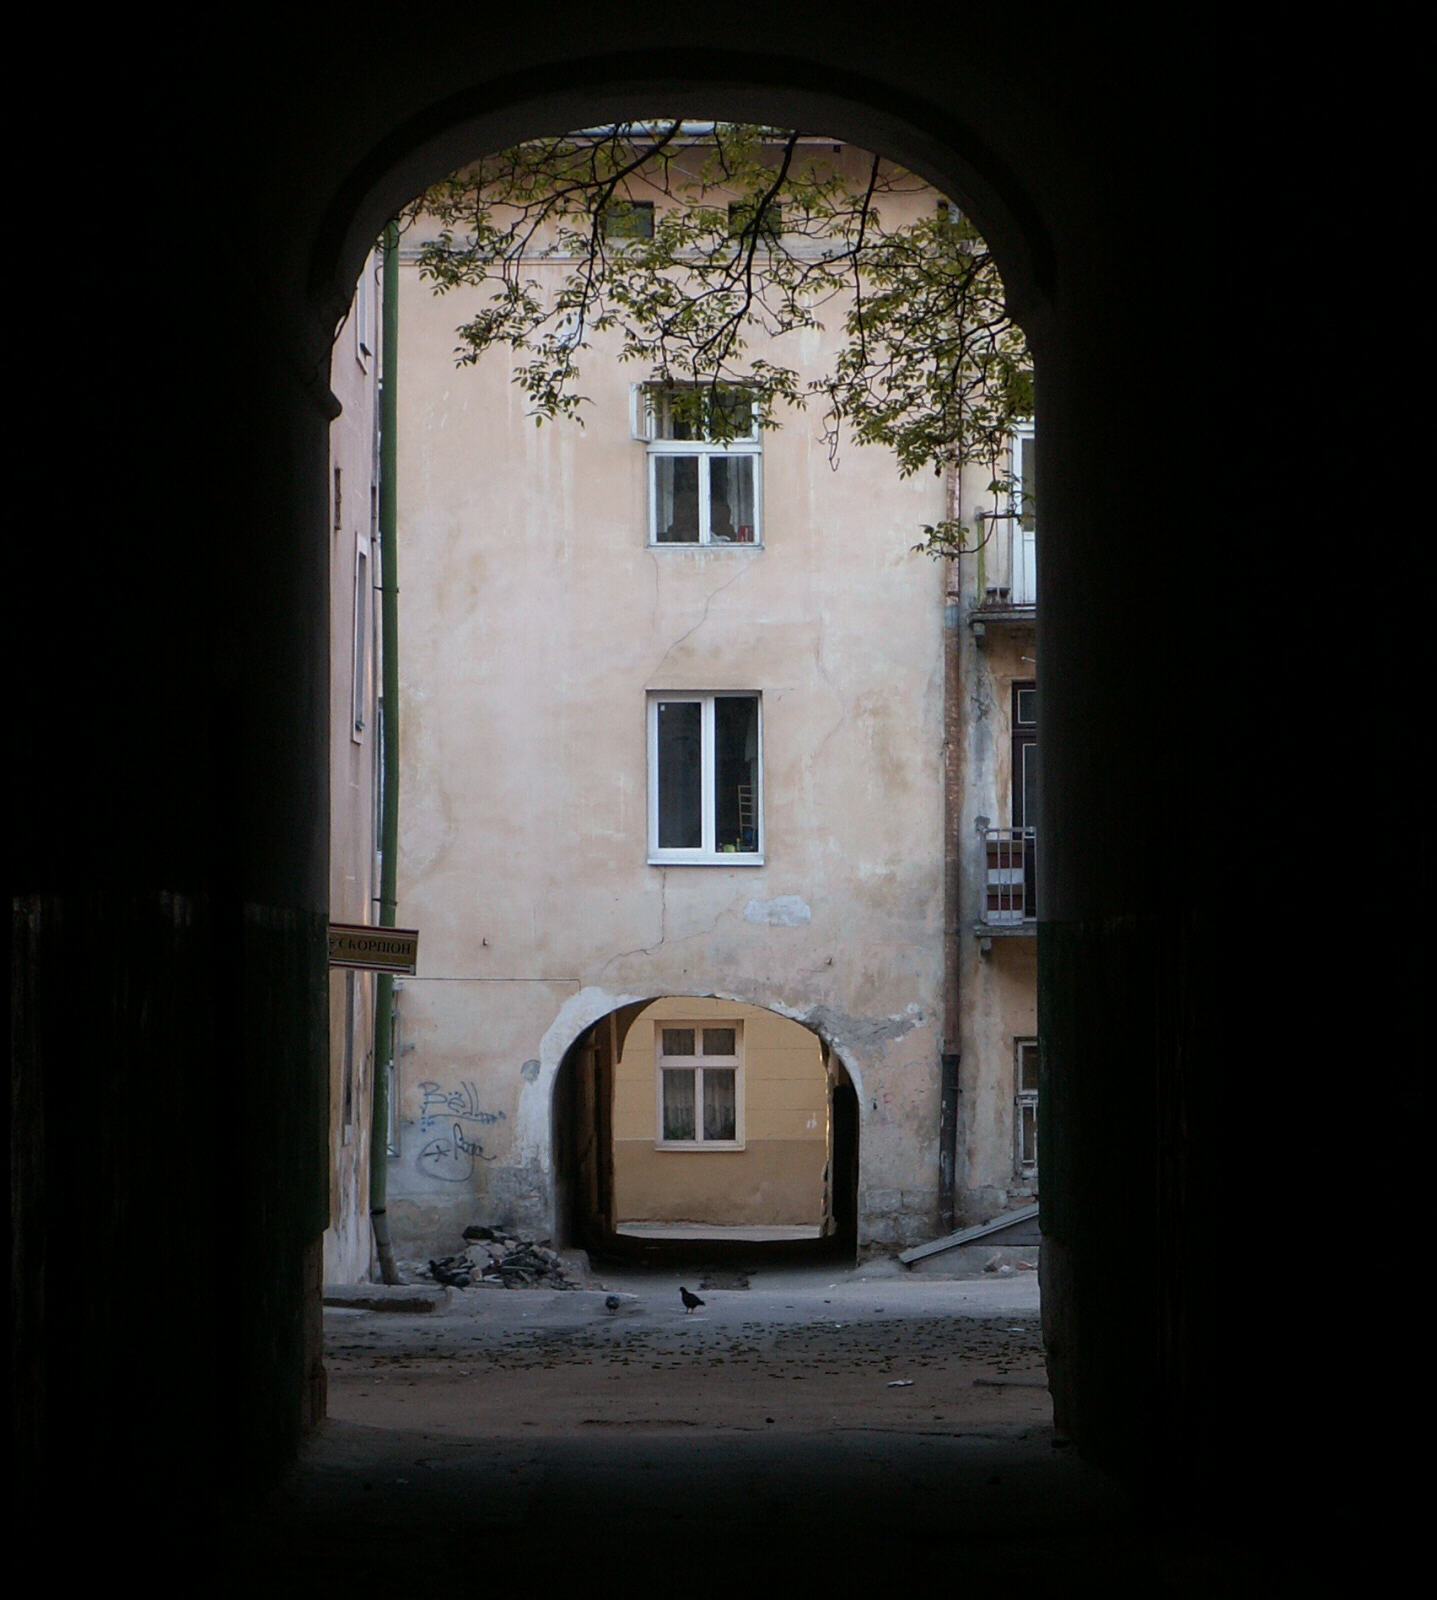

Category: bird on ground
[604, 1293, 623, 1314]
[680, 1286, 705, 1313]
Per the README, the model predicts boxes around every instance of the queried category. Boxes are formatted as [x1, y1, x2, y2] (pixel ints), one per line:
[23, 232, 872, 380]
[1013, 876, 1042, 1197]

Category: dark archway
[16, 12, 1420, 1564]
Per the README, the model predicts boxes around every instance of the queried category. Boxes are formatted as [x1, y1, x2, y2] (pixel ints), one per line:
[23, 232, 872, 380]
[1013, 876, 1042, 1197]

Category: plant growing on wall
[405, 122, 1032, 556]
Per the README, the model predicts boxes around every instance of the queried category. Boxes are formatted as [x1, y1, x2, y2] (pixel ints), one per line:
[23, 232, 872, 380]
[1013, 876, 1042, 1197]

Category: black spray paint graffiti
[416, 1121, 499, 1183]
[418, 1080, 507, 1132]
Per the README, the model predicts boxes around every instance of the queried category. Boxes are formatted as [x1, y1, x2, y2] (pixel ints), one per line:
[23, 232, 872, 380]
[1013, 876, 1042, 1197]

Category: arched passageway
[15, 13, 1421, 1569]
[553, 999, 860, 1263]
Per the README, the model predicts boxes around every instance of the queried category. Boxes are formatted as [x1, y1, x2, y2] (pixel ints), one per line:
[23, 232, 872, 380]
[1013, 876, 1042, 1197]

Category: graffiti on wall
[415, 1081, 507, 1183]
[418, 1080, 507, 1132]
[417, 1121, 499, 1183]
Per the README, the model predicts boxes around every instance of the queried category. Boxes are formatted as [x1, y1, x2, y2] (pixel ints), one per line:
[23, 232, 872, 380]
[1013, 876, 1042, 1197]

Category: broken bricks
[426, 1226, 576, 1290]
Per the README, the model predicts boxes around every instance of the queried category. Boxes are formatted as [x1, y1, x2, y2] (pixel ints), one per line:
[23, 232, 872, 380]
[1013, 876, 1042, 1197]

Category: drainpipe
[939, 460, 963, 1234]
[370, 222, 402, 1284]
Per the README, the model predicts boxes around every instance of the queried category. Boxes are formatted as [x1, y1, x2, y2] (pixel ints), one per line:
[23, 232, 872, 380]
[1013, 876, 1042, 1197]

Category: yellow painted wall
[613, 998, 828, 1226]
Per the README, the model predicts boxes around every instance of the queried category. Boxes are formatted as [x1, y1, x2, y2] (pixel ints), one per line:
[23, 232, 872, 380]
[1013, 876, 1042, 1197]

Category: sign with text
[327, 923, 419, 975]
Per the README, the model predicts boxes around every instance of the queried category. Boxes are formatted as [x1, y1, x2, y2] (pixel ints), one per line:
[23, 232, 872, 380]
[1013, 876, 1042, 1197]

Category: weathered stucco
[384, 146, 1033, 1255]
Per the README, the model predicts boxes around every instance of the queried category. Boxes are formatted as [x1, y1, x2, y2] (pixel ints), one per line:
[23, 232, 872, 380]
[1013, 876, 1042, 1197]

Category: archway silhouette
[16, 17, 1420, 1567]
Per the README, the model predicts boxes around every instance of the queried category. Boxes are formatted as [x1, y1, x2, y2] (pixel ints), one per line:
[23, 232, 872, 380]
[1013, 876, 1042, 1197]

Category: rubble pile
[426, 1224, 579, 1290]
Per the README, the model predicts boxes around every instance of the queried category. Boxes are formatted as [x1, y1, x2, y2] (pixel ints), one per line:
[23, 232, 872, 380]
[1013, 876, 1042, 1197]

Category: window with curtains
[655, 1023, 743, 1148]
[635, 385, 762, 547]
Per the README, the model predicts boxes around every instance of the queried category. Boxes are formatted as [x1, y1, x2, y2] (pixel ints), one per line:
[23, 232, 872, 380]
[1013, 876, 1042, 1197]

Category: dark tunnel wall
[14, 5, 1422, 1546]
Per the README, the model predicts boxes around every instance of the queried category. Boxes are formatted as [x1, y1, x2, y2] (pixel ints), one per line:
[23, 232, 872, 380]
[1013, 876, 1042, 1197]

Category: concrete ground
[213, 1258, 1326, 1594]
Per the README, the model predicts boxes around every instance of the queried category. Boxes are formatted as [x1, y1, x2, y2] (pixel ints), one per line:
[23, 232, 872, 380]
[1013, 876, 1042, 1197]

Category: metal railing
[982, 826, 1037, 925]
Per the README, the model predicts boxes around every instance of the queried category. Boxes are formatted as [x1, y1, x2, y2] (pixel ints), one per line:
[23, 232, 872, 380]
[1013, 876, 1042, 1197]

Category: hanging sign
[327, 922, 419, 975]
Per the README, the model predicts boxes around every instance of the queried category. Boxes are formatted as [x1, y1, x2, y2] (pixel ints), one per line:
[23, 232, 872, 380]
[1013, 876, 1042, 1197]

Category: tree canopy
[405, 122, 1032, 554]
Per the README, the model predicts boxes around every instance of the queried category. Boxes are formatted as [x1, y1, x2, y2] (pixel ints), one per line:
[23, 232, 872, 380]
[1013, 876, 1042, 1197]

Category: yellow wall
[613, 998, 828, 1226]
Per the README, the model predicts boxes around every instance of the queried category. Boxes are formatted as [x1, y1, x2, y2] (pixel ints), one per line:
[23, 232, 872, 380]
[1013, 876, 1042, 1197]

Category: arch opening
[357, 117, 1041, 1279]
[552, 998, 860, 1266]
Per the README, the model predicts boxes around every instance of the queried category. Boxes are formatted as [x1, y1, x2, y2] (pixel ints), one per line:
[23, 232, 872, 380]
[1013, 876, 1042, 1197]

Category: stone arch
[308, 52, 1056, 370]
[18, 16, 1414, 1546]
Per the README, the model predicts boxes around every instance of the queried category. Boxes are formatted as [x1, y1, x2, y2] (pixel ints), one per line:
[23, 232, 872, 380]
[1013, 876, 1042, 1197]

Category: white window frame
[351, 532, 373, 743]
[634, 385, 763, 548]
[1015, 1036, 1039, 1179]
[654, 1021, 745, 1150]
[355, 253, 375, 369]
[647, 692, 763, 865]
[1009, 422, 1037, 606]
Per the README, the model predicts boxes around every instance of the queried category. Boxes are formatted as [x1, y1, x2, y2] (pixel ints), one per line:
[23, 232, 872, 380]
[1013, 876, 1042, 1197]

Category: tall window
[1010, 423, 1037, 604]
[656, 1023, 743, 1147]
[351, 535, 372, 742]
[1015, 1037, 1039, 1178]
[1012, 681, 1037, 918]
[637, 386, 762, 546]
[648, 692, 762, 863]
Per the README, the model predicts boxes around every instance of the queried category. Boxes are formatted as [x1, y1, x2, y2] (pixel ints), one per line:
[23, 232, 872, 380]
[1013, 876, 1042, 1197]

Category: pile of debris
[427, 1224, 578, 1290]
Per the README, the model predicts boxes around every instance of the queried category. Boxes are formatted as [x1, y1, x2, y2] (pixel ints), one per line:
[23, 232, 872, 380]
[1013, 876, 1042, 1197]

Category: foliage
[406, 122, 1032, 556]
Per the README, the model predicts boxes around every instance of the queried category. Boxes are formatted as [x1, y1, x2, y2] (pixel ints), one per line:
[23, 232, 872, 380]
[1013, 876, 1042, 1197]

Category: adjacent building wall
[324, 246, 384, 1283]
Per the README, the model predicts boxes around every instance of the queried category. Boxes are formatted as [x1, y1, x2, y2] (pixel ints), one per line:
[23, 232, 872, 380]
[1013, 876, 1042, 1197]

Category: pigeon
[605, 1293, 623, 1314]
[680, 1286, 705, 1313]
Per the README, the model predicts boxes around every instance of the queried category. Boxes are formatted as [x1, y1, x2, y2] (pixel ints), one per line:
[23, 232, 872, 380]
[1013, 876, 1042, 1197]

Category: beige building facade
[375, 142, 1040, 1259]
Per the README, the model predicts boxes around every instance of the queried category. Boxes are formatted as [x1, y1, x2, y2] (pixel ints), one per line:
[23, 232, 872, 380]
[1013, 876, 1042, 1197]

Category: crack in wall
[594, 872, 739, 979]
[647, 560, 751, 681]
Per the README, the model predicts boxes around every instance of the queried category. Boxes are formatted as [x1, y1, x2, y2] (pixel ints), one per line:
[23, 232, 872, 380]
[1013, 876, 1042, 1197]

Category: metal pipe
[939, 461, 964, 1233]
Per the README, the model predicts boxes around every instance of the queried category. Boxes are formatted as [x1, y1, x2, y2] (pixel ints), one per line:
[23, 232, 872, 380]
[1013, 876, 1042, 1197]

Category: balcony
[968, 521, 1036, 636]
[977, 826, 1036, 938]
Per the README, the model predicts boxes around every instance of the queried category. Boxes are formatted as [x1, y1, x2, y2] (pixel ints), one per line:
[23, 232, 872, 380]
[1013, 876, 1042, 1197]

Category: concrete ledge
[322, 1284, 448, 1313]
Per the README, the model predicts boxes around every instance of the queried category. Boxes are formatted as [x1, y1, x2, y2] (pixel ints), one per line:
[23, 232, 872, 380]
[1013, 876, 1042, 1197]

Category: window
[648, 692, 762, 863]
[656, 1023, 743, 1147]
[1010, 422, 1037, 604]
[1012, 682, 1036, 832]
[727, 200, 783, 244]
[637, 385, 762, 546]
[351, 535, 372, 741]
[1012, 680, 1037, 917]
[602, 199, 654, 240]
[355, 254, 374, 368]
[1015, 1037, 1039, 1178]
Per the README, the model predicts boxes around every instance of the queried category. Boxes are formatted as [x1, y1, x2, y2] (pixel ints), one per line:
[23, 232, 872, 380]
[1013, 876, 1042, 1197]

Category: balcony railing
[982, 826, 1037, 926]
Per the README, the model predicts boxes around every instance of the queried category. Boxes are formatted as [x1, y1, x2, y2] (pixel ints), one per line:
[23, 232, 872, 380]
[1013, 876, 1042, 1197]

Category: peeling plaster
[772, 1000, 925, 1064]
[743, 894, 812, 926]
[516, 986, 648, 1170]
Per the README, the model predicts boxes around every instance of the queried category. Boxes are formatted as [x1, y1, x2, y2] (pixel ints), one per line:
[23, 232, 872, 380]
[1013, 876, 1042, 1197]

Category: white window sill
[647, 540, 764, 551]
[655, 1141, 747, 1153]
[649, 854, 765, 867]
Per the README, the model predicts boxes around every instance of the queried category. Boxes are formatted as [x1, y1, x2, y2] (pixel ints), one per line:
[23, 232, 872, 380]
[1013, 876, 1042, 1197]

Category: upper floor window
[635, 385, 762, 547]
[727, 200, 783, 245]
[603, 199, 655, 241]
[355, 254, 375, 369]
[648, 692, 762, 864]
[1010, 423, 1037, 605]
